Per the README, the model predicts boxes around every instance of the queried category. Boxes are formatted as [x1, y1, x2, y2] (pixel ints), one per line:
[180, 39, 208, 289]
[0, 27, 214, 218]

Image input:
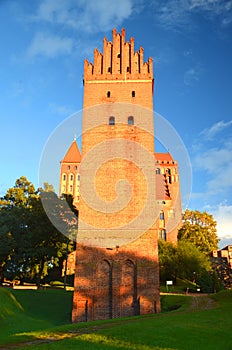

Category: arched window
[132, 91, 135, 97]
[109, 116, 115, 125]
[128, 116, 134, 125]
[107, 90, 111, 97]
[156, 168, 161, 174]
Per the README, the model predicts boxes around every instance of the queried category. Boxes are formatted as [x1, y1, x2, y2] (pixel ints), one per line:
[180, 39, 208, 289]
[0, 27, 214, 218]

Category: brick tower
[69, 29, 181, 322]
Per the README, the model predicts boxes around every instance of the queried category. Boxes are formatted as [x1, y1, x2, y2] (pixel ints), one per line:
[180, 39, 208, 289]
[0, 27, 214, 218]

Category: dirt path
[188, 294, 218, 312]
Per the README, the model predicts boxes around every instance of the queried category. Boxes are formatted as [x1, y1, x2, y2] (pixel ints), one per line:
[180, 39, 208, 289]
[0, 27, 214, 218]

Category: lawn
[0, 288, 231, 350]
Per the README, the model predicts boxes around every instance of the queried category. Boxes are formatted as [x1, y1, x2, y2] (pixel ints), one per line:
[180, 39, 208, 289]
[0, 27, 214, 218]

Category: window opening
[128, 116, 134, 125]
[109, 116, 115, 125]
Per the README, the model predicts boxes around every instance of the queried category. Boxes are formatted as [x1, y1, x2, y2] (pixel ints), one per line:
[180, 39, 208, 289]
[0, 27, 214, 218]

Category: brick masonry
[59, 29, 182, 322]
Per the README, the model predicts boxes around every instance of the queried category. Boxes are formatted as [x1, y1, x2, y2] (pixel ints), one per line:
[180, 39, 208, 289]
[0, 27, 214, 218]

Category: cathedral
[59, 29, 182, 322]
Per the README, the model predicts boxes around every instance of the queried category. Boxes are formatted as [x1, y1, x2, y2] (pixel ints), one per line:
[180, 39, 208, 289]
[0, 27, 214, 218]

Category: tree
[0, 177, 77, 286]
[158, 240, 211, 284]
[178, 209, 219, 255]
[0, 177, 38, 283]
[158, 240, 178, 282]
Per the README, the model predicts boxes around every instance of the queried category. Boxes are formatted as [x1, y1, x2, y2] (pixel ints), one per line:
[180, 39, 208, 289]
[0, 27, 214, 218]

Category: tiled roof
[62, 141, 81, 163]
[154, 152, 174, 162]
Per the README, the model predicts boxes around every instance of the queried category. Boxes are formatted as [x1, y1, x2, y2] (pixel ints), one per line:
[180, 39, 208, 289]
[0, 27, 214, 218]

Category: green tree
[158, 240, 178, 282]
[175, 240, 211, 280]
[158, 240, 211, 284]
[0, 177, 77, 286]
[0, 177, 38, 283]
[178, 209, 219, 255]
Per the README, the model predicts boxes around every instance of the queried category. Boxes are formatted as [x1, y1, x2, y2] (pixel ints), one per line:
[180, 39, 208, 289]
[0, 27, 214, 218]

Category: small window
[117, 53, 121, 58]
[74, 166, 77, 170]
[159, 229, 166, 241]
[109, 116, 115, 125]
[132, 91, 135, 97]
[127, 66, 130, 72]
[156, 168, 161, 174]
[67, 165, 70, 170]
[70, 185, 73, 192]
[107, 91, 111, 98]
[160, 211, 164, 220]
[108, 67, 111, 73]
[63, 174, 66, 181]
[128, 116, 134, 125]
[70, 175, 73, 181]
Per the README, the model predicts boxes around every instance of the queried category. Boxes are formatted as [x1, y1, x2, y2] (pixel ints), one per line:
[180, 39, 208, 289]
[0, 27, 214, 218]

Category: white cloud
[193, 140, 232, 194]
[184, 67, 200, 86]
[33, 0, 136, 32]
[191, 119, 232, 197]
[49, 103, 74, 116]
[200, 120, 232, 139]
[211, 204, 232, 239]
[27, 32, 73, 58]
[151, 0, 232, 29]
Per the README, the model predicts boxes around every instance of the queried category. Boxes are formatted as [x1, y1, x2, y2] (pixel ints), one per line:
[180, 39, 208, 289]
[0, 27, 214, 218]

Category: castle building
[59, 29, 182, 322]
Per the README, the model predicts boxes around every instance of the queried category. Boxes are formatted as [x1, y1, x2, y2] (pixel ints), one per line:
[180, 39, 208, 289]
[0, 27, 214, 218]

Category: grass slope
[0, 288, 232, 350]
[0, 288, 73, 344]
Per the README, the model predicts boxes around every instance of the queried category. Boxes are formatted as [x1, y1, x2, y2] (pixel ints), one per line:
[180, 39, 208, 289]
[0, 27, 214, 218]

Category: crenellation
[130, 37, 135, 76]
[148, 57, 153, 76]
[83, 29, 153, 81]
[134, 51, 139, 74]
[139, 46, 144, 75]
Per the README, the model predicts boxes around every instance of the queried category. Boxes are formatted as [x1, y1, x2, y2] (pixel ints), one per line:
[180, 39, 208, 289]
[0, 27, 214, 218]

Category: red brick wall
[71, 29, 174, 322]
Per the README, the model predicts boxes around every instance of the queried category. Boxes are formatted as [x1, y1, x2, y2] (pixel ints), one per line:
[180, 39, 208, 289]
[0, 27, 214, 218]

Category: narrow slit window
[132, 91, 135, 97]
[107, 91, 111, 98]
[128, 116, 134, 125]
[109, 116, 115, 125]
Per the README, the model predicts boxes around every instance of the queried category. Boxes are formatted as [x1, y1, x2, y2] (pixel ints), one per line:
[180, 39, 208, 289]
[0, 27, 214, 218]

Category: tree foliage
[178, 209, 219, 255]
[0, 177, 77, 286]
[158, 239, 211, 285]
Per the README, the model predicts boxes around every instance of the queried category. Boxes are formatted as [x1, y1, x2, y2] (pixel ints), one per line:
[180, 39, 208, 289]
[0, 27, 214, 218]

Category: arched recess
[121, 259, 139, 316]
[94, 259, 112, 320]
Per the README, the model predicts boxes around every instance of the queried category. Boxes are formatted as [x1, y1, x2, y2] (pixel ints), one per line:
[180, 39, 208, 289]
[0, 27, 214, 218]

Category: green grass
[0, 288, 232, 350]
[0, 287, 73, 344]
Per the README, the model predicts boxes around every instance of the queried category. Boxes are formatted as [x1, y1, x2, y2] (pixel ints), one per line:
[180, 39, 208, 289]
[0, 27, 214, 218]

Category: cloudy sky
[1, 0, 232, 247]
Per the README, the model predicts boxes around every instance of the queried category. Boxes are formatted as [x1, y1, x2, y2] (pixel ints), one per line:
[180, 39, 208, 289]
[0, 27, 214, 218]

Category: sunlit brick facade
[60, 29, 182, 322]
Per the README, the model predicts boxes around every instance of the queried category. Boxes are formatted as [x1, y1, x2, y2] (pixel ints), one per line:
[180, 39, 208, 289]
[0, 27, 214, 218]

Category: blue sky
[1, 0, 232, 247]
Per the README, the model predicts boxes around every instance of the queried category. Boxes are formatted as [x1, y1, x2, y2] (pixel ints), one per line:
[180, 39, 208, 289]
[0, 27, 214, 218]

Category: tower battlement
[84, 28, 153, 81]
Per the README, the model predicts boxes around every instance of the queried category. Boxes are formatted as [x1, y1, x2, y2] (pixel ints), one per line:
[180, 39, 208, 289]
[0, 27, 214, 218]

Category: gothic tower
[68, 29, 181, 322]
